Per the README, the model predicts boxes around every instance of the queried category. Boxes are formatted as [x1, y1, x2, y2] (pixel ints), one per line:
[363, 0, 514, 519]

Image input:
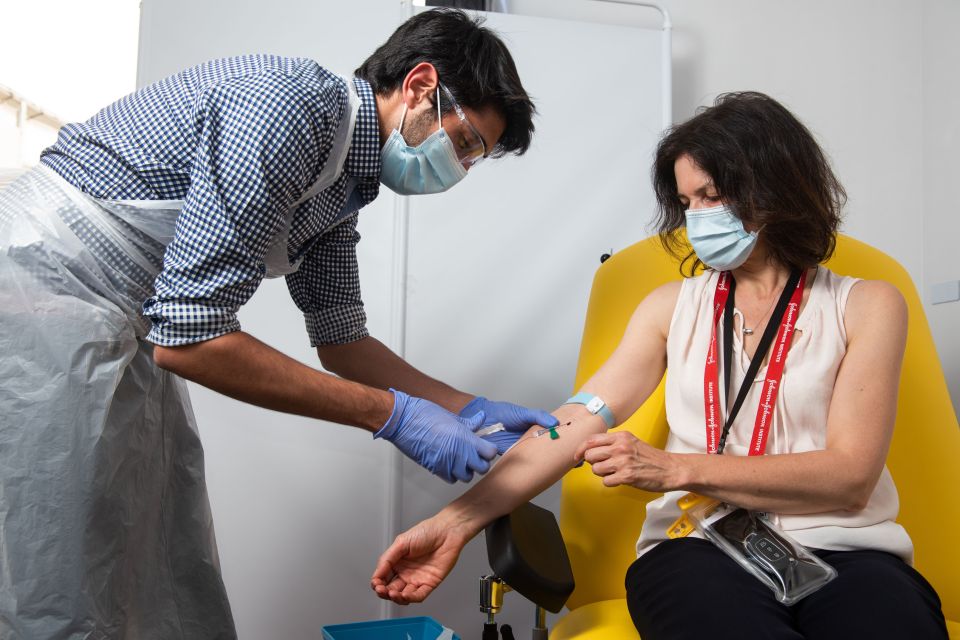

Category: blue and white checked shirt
[41, 55, 381, 347]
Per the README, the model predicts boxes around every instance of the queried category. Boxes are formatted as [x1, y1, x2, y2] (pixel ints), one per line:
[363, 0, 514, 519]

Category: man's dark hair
[652, 91, 846, 275]
[356, 8, 536, 157]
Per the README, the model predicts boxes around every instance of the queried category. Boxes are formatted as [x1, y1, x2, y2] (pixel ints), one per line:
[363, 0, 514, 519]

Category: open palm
[371, 517, 470, 605]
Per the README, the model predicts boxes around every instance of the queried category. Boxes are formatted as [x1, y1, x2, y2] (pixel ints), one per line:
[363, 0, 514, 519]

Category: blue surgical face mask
[685, 203, 760, 271]
[380, 89, 468, 196]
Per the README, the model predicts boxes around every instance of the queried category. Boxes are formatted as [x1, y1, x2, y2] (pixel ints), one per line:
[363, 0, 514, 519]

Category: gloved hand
[375, 389, 499, 483]
[459, 396, 559, 455]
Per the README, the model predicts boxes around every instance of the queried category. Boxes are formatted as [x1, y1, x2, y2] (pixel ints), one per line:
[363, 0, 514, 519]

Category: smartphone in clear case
[686, 501, 837, 605]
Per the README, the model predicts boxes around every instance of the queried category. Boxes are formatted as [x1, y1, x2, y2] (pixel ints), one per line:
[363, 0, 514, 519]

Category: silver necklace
[741, 294, 780, 336]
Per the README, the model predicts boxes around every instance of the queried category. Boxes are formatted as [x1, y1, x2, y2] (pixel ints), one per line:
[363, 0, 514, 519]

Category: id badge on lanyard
[665, 269, 836, 605]
[668, 268, 806, 538]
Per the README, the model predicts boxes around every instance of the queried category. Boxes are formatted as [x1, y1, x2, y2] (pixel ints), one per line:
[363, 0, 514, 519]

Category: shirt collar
[343, 76, 381, 182]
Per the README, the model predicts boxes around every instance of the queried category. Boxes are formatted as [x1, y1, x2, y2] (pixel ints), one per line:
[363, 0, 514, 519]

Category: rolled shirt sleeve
[143, 70, 342, 346]
[286, 212, 369, 346]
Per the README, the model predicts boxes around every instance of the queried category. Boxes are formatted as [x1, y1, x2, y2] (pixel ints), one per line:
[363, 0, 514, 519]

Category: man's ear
[400, 62, 439, 111]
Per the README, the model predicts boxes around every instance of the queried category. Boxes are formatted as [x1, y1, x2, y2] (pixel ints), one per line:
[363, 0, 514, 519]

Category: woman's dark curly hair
[652, 92, 846, 275]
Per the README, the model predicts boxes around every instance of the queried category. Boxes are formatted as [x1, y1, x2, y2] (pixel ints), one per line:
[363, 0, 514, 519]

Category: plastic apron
[0, 79, 360, 640]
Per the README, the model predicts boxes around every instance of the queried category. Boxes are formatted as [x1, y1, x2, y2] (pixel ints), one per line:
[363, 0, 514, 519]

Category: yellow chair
[550, 234, 960, 639]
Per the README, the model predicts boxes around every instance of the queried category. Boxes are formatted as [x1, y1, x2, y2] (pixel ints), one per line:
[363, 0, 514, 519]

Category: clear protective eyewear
[439, 83, 487, 169]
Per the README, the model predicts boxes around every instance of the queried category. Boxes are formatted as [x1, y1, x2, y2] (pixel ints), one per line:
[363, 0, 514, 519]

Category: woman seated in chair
[371, 92, 947, 639]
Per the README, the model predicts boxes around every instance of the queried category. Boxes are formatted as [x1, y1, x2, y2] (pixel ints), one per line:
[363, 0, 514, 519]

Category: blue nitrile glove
[459, 396, 560, 455]
[374, 389, 499, 483]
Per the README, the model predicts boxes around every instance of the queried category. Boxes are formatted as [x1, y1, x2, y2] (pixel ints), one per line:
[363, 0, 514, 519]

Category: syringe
[477, 421, 574, 439]
[475, 423, 505, 437]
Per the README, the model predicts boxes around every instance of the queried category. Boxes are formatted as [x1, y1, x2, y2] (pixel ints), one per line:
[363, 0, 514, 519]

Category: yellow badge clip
[667, 492, 720, 539]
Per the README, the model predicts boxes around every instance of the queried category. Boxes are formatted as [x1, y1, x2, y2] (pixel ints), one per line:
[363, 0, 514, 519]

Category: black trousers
[625, 538, 947, 640]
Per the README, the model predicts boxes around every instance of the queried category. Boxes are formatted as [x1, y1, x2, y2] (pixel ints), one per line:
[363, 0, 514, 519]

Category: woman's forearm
[431, 286, 675, 539]
[676, 447, 880, 514]
[441, 405, 609, 539]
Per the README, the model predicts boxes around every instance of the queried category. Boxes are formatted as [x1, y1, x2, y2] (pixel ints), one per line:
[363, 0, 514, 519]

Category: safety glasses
[439, 83, 487, 169]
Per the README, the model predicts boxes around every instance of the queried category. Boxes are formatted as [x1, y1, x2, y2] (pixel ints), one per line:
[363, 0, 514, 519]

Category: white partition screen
[394, 8, 667, 631]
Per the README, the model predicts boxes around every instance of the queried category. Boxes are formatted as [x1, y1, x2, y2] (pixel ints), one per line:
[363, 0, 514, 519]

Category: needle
[533, 421, 573, 438]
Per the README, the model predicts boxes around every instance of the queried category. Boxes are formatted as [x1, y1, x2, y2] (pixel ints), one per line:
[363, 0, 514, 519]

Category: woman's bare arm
[372, 280, 907, 604]
[577, 279, 908, 514]
[371, 281, 680, 603]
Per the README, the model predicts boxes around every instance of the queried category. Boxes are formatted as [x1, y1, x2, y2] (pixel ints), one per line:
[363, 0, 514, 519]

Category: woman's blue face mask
[379, 87, 468, 196]
[684, 203, 760, 271]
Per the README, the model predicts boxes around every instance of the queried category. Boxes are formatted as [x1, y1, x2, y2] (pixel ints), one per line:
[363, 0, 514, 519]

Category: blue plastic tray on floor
[321, 616, 461, 640]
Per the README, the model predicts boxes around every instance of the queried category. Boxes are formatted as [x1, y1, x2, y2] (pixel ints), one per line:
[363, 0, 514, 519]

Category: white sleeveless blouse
[636, 267, 914, 563]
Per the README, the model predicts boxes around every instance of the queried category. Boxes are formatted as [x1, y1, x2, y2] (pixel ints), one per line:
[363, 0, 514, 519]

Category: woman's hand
[575, 431, 683, 492]
[370, 514, 473, 605]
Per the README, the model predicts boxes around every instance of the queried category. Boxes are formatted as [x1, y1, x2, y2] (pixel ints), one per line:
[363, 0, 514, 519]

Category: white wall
[511, 0, 958, 411]
[138, 3, 666, 636]
[661, 0, 958, 412]
[922, 0, 960, 409]
[134, 1, 959, 637]
[394, 11, 666, 632]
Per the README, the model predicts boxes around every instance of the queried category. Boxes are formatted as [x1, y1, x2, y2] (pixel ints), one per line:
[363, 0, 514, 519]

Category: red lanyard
[703, 269, 807, 455]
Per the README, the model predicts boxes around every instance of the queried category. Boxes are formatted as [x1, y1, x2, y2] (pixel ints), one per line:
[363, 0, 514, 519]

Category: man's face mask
[380, 84, 486, 196]
[684, 203, 761, 271]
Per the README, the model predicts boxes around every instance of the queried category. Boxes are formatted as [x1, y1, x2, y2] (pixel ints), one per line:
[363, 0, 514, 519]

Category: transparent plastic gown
[0, 79, 360, 638]
[0, 166, 236, 639]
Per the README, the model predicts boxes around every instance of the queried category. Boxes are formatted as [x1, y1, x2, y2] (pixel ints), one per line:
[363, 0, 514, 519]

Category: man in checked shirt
[0, 8, 555, 639]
